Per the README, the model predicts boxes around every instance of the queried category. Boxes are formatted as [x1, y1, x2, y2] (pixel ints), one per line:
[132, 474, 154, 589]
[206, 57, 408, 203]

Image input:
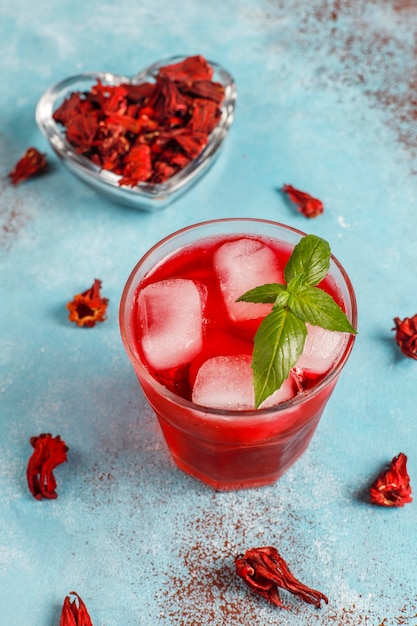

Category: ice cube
[192, 355, 295, 410]
[260, 377, 296, 409]
[188, 330, 253, 387]
[296, 323, 349, 374]
[138, 278, 205, 370]
[213, 238, 284, 322]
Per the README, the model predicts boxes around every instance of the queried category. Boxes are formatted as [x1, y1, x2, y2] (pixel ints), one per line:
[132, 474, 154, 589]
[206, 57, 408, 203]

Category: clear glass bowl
[35, 56, 237, 210]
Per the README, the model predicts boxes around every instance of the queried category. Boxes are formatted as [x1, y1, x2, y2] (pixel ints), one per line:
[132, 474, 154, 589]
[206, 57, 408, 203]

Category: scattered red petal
[370, 453, 412, 507]
[67, 279, 109, 328]
[60, 592, 93, 626]
[235, 546, 328, 609]
[8, 147, 48, 185]
[26, 433, 68, 500]
[282, 184, 324, 218]
[393, 314, 417, 360]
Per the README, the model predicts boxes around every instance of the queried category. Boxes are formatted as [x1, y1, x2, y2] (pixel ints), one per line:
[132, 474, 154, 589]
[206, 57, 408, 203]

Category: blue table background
[1, 1, 417, 624]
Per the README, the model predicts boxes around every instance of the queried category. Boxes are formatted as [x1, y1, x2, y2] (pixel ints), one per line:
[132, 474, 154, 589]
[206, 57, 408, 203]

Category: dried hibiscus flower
[370, 452, 412, 507]
[235, 546, 328, 609]
[52, 54, 225, 187]
[26, 433, 68, 500]
[60, 592, 93, 626]
[393, 314, 417, 360]
[67, 279, 109, 328]
[282, 184, 324, 218]
[8, 147, 48, 185]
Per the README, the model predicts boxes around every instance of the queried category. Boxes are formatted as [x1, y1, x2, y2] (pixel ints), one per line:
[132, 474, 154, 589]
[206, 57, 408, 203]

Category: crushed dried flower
[370, 452, 412, 507]
[26, 433, 68, 500]
[52, 55, 225, 186]
[235, 546, 328, 609]
[67, 279, 108, 328]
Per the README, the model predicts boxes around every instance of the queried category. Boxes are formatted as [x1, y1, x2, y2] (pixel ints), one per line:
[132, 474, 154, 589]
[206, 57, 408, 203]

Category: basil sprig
[237, 234, 357, 408]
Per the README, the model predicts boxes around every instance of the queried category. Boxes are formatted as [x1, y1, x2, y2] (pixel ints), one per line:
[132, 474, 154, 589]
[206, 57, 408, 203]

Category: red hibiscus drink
[120, 219, 357, 490]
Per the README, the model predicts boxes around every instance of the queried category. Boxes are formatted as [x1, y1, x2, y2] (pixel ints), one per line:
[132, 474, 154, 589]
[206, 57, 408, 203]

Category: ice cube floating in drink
[120, 219, 357, 490]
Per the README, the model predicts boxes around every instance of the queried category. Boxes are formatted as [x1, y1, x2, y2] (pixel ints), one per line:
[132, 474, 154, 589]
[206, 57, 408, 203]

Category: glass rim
[119, 217, 358, 419]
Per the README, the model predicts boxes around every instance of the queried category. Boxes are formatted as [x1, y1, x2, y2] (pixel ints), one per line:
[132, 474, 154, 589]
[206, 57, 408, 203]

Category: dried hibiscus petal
[183, 79, 225, 104]
[235, 546, 328, 609]
[8, 147, 48, 185]
[119, 143, 153, 186]
[189, 99, 221, 134]
[283, 184, 324, 218]
[393, 315, 417, 360]
[158, 54, 214, 82]
[147, 75, 190, 118]
[60, 592, 93, 626]
[67, 279, 109, 328]
[26, 433, 68, 500]
[370, 452, 412, 507]
[65, 113, 100, 154]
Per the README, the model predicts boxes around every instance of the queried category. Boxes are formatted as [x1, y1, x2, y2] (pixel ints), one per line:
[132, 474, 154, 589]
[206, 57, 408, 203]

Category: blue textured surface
[1, 1, 417, 624]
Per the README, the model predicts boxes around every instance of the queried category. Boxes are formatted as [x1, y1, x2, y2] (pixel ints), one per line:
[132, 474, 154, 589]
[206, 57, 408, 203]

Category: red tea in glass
[120, 219, 357, 490]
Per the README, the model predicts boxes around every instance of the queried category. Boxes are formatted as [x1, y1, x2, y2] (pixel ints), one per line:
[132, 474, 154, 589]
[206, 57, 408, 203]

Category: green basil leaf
[289, 285, 357, 334]
[286, 274, 306, 296]
[237, 283, 288, 305]
[236, 232, 357, 409]
[284, 234, 330, 287]
[252, 307, 307, 408]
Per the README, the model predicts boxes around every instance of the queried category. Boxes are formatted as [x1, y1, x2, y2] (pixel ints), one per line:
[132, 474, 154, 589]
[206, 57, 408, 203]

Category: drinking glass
[119, 219, 357, 490]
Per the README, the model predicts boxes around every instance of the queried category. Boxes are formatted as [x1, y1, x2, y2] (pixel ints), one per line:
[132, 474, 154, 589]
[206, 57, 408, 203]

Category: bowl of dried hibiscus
[36, 54, 236, 210]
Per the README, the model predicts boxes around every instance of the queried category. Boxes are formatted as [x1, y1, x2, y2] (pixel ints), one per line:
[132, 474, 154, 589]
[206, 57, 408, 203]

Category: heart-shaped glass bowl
[36, 56, 237, 210]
